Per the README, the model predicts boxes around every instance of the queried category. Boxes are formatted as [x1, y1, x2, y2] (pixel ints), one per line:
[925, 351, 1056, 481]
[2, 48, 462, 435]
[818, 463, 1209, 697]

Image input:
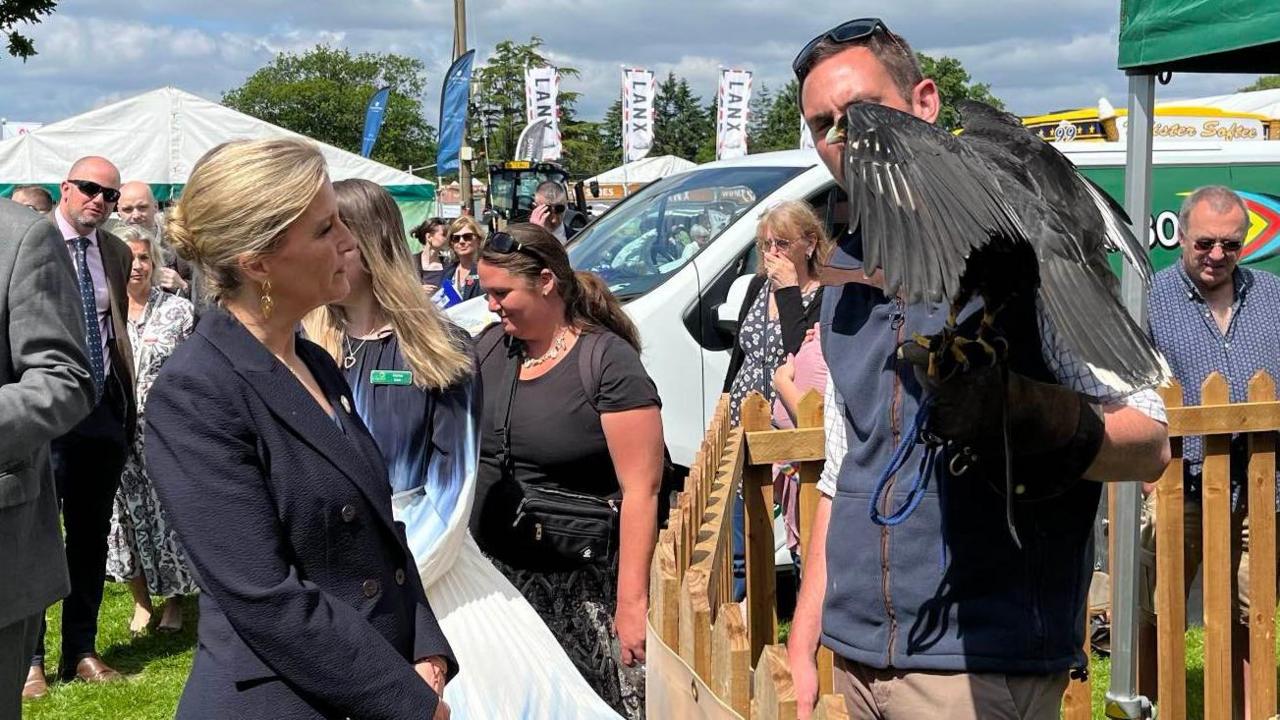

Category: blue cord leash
[869, 397, 942, 526]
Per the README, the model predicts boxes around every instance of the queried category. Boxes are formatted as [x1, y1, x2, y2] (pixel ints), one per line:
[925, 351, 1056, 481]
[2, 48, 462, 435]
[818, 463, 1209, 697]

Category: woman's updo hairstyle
[166, 138, 328, 304]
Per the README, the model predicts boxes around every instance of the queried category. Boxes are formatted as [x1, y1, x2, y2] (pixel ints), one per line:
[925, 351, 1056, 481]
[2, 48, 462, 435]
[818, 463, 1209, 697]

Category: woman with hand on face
[469, 223, 663, 720]
[722, 200, 831, 599]
[106, 225, 197, 637]
[144, 138, 456, 720]
[441, 217, 485, 303]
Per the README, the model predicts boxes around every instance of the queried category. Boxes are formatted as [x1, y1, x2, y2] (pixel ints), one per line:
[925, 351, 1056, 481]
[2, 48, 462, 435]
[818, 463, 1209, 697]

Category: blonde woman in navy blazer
[144, 138, 456, 720]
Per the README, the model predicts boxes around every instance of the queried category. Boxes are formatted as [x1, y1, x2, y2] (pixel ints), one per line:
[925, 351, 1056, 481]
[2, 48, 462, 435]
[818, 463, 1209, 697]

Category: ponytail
[569, 271, 641, 351]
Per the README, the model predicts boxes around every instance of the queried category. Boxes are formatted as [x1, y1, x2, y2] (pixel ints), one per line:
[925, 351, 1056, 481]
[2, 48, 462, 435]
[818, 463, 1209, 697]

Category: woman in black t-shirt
[470, 223, 662, 720]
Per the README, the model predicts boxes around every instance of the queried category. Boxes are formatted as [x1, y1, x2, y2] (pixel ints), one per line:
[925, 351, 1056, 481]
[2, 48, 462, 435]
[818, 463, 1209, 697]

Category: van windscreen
[567, 165, 805, 299]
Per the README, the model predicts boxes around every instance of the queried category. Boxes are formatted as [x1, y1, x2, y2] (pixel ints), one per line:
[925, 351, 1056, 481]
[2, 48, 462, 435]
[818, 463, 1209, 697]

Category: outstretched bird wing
[841, 101, 1026, 305]
[842, 100, 1167, 394]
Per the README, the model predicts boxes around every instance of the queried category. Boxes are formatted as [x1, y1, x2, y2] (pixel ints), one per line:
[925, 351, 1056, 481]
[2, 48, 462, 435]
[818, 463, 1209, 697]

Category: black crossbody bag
[494, 335, 621, 569]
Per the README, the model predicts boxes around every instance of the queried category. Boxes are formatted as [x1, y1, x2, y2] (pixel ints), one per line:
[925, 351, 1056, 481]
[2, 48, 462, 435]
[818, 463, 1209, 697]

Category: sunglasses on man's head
[1193, 238, 1244, 253]
[793, 17, 890, 79]
[67, 179, 121, 203]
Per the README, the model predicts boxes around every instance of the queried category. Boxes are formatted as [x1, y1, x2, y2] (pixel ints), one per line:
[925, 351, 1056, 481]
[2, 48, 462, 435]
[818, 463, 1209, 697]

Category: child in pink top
[770, 323, 828, 554]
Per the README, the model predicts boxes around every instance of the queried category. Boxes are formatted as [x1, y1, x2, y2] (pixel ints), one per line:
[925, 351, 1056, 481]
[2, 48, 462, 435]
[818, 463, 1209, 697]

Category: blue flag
[436, 50, 476, 173]
[360, 86, 392, 158]
[431, 280, 464, 309]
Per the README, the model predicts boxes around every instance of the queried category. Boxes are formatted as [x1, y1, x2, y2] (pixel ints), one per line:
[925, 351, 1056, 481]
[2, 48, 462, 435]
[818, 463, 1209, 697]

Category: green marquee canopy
[1119, 0, 1280, 73]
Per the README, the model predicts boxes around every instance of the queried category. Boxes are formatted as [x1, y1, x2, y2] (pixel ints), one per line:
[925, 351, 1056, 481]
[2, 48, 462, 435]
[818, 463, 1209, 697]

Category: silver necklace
[343, 335, 371, 369]
[522, 326, 571, 369]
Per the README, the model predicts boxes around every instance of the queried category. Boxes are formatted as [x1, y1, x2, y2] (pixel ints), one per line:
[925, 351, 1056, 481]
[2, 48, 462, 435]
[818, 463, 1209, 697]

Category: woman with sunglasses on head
[143, 139, 456, 720]
[722, 200, 832, 599]
[442, 217, 485, 303]
[305, 181, 624, 719]
[470, 223, 663, 720]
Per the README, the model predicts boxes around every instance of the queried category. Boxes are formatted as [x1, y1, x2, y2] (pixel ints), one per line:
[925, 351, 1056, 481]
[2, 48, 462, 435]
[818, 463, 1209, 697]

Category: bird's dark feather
[842, 100, 1167, 393]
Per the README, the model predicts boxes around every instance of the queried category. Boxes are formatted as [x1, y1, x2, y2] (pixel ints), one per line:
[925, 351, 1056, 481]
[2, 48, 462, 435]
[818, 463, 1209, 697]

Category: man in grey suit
[0, 197, 95, 719]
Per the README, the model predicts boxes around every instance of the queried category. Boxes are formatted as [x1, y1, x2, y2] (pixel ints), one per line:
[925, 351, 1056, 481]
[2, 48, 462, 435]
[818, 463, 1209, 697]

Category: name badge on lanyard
[370, 369, 413, 386]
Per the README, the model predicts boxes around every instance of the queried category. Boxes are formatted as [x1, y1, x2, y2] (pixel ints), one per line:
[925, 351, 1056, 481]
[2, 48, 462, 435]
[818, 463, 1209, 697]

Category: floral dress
[727, 283, 817, 424]
[106, 288, 198, 597]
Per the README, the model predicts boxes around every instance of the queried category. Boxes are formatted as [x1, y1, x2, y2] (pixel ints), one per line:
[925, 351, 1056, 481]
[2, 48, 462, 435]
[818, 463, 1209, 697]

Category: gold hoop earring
[260, 279, 274, 319]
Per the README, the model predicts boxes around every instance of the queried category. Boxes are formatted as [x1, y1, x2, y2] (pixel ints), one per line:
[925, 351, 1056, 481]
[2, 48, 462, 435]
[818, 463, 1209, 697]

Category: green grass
[24, 585, 196, 720]
[18, 587, 1275, 719]
[1086, 614, 1280, 719]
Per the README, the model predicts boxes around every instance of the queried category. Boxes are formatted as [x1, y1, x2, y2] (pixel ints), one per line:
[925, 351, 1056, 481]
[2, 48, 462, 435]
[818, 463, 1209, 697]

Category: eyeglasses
[451, 232, 477, 243]
[543, 204, 567, 215]
[67, 179, 121, 204]
[793, 18, 890, 79]
[1193, 238, 1244, 253]
[759, 235, 793, 251]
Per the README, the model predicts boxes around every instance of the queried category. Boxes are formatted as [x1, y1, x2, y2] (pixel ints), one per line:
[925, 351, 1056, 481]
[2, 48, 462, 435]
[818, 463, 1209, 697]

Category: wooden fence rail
[1027, 371, 1280, 720]
[648, 392, 849, 719]
[651, 373, 1280, 718]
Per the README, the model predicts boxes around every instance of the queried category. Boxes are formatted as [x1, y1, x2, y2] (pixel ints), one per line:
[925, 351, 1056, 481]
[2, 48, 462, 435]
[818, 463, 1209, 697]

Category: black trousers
[31, 378, 128, 672]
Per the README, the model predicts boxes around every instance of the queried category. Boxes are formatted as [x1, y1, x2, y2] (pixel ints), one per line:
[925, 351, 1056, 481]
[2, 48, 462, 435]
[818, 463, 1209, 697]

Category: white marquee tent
[586, 155, 697, 186]
[0, 86, 435, 224]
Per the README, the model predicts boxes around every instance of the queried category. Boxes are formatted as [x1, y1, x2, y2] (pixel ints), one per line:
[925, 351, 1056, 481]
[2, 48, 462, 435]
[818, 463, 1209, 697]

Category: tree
[600, 98, 624, 168]
[1239, 75, 1280, 92]
[469, 37, 581, 170]
[752, 78, 801, 153]
[916, 53, 1004, 131]
[652, 72, 713, 162]
[222, 46, 436, 173]
[2, 0, 57, 60]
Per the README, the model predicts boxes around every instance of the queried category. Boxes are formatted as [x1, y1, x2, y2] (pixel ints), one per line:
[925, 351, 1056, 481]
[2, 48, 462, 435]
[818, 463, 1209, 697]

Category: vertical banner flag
[716, 68, 752, 160]
[524, 66, 562, 161]
[436, 50, 477, 174]
[622, 67, 656, 163]
[800, 115, 816, 150]
[360, 86, 392, 158]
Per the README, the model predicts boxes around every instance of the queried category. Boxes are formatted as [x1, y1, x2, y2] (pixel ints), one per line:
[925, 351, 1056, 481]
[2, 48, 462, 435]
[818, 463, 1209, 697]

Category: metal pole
[1105, 71, 1156, 720]
[453, 0, 472, 215]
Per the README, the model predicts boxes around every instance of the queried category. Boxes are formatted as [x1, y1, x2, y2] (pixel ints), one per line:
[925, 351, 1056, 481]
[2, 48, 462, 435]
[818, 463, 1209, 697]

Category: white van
[449, 149, 837, 468]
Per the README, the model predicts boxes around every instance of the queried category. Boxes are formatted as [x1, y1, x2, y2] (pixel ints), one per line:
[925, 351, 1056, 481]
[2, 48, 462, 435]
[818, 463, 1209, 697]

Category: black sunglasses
[1193, 238, 1244, 253]
[544, 203, 567, 215]
[67, 179, 121, 203]
[485, 230, 547, 263]
[793, 18, 890, 79]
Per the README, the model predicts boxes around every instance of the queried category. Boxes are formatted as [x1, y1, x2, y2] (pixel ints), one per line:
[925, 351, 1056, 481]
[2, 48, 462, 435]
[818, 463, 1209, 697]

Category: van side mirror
[714, 273, 756, 336]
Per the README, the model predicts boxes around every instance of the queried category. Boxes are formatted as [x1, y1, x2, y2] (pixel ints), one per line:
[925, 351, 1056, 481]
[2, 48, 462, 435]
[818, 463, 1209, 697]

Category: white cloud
[0, 0, 1264, 129]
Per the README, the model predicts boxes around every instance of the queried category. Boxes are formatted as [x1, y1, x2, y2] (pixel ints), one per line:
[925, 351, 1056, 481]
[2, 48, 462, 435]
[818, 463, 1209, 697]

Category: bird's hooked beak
[826, 113, 849, 145]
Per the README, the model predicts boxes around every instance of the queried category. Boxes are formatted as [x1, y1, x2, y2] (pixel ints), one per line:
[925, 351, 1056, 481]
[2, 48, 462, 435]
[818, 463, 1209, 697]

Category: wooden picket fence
[1060, 371, 1280, 720]
[648, 391, 847, 719]
[652, 372, 1280, 720]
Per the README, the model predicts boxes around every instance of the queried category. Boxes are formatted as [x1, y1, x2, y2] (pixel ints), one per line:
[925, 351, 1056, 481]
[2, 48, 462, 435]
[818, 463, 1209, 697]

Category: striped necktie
[73, 236, 105, 399]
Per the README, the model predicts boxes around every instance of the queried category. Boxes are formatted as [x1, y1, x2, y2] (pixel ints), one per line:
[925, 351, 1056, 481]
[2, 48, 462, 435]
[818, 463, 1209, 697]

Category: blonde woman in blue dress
[305, 179, 621, 719]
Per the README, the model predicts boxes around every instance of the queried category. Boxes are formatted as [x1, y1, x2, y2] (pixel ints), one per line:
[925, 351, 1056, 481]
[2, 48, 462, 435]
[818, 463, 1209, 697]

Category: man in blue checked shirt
[1139, 185, 1280, 716]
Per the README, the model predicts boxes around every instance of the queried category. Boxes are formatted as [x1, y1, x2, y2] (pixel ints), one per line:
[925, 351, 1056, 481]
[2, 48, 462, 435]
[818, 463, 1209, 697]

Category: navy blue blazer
[145, 309, 457, 720]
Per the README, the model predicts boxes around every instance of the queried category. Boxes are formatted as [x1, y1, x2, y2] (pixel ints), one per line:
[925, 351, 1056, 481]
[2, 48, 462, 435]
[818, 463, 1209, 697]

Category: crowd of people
[2, 14, 1278, 720]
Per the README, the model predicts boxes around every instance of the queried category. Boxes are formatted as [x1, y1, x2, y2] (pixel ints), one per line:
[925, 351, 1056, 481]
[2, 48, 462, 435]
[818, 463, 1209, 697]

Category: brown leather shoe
[63, 654, 123, 684]
[22, 665, 48, 700]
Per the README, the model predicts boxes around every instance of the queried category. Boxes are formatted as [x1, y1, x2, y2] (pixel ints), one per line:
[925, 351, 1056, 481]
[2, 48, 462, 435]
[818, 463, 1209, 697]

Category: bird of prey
[834, 99, 1167, 396]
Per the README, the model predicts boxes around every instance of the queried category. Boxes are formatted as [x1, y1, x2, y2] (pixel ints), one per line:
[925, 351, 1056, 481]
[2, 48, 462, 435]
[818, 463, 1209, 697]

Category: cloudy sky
[0, 0, 1257, 127]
